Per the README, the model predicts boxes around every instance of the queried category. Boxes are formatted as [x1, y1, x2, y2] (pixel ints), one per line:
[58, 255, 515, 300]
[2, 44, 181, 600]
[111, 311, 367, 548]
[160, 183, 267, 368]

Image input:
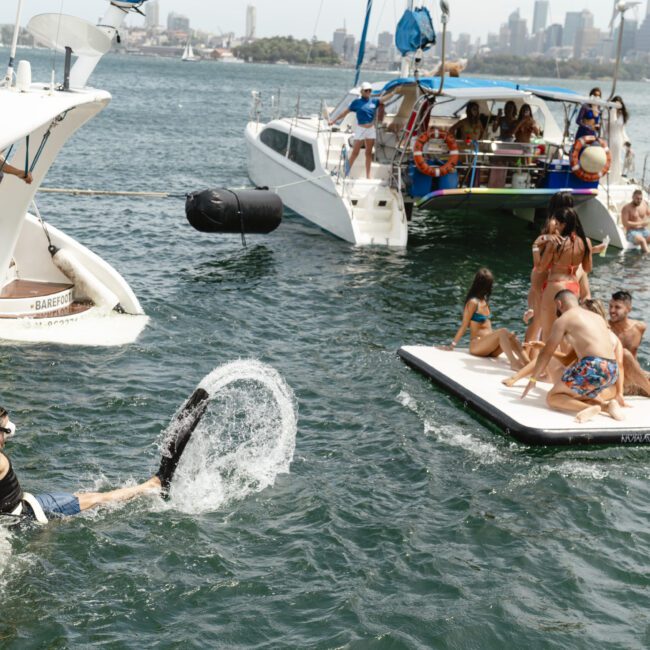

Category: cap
[360, 82, 372, 91]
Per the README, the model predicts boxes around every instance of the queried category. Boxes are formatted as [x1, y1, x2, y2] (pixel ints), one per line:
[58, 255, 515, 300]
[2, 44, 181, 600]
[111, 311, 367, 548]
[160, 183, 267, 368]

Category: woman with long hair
[608, 95, 629, 182]
[513, 103, 540, 144]
[524, 192, 573, 342]
[538, 207, 593, 340]
[443, 268, 529, 369]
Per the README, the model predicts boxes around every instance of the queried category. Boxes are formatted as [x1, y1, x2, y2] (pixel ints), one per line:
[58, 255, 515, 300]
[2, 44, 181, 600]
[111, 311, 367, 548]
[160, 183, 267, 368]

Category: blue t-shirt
[349, 97, 379, 125]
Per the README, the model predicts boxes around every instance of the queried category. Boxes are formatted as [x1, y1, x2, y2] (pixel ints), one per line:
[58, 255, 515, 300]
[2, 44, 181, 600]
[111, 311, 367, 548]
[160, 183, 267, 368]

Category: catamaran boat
[0, 0, 150, 345]
[246, 5, 645, 249]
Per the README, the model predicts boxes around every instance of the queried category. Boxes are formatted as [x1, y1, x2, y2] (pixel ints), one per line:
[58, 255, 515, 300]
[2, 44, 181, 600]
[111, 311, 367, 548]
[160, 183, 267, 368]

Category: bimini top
[379, 77, 620, 108]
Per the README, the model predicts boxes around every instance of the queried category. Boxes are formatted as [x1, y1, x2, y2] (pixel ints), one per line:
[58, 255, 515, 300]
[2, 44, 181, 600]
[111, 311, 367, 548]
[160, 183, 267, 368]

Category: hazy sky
[0, 1, 646, 42]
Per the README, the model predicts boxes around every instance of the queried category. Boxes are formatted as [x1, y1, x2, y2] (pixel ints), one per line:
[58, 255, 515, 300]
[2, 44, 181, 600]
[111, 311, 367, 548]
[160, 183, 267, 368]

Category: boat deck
[399, 345, 650, 446]
[0, 280, 73, 299]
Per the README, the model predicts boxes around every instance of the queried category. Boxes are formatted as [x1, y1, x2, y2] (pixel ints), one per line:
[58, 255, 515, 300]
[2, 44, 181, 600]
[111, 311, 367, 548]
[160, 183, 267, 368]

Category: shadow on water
[183, 244, 276, 287]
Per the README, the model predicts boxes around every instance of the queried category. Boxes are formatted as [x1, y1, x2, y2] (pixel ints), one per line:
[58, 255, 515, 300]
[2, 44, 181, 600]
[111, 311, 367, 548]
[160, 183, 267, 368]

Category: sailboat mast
[353, 0, 373, 86]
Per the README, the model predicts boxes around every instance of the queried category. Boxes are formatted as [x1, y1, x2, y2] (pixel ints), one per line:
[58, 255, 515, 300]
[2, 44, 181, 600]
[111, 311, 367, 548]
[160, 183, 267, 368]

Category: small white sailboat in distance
[181, 38, 199, 62]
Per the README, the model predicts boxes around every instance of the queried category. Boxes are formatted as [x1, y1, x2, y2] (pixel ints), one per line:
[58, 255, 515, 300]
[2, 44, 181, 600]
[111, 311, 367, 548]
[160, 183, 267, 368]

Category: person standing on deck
[328, 82, 392, 180]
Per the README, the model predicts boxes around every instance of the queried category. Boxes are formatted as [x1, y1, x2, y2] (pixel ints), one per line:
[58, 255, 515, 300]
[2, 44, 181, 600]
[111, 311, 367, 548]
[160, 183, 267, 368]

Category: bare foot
[575, 404, 601, 423]
[607, 400, 625, 421]
[502, 377, 517, 387]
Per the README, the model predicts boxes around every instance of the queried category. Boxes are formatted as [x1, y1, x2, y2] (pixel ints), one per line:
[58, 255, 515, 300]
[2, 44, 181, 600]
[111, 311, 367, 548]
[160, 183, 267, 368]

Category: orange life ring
[570, 135, 612, 183]
[412, 128, 459, 178]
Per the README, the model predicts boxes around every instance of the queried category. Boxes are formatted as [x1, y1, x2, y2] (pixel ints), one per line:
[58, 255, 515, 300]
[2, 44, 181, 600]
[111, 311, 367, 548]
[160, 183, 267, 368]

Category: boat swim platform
[398, 345, 650, 446]
[416, 187, 598, 212]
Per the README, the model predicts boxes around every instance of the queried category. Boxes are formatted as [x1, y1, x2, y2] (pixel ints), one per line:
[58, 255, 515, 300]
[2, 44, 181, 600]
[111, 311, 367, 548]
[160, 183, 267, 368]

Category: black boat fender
[185, 187, 283, 235]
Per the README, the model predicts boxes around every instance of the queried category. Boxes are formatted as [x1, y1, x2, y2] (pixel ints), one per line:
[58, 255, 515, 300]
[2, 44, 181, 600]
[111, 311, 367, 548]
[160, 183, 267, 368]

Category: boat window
[288, 137, 315, 172]
[260, 128, 289, 156]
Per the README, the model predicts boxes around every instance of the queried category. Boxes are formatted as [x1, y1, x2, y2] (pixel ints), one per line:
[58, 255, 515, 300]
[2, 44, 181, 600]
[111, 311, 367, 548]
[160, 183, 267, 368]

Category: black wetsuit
[0, 456, 23, 513]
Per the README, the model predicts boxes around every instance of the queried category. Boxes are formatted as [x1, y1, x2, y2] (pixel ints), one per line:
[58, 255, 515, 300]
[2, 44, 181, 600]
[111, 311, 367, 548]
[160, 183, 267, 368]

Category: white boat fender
[10, 492, 48, 525]
[48, 245, 124, 313]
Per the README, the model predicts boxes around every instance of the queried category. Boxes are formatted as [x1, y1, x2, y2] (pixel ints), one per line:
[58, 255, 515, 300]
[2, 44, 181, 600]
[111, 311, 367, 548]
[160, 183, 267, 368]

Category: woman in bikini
[538, 207, 592, 341]
[524, 192, 573, 342]
[442, 268, 529, 370]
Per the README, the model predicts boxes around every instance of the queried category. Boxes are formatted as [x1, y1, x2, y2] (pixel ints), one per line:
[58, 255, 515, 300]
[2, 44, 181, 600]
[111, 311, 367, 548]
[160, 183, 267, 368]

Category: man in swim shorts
[0, 391, 207, 523]
[609, 290, 650, 397]
[621, 189, 650, 253]
[522, 290, 624, 422]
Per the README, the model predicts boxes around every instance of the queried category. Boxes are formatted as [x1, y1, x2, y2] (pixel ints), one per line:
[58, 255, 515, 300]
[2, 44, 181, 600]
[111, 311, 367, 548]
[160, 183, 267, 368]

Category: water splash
[159, 360, 297, 514]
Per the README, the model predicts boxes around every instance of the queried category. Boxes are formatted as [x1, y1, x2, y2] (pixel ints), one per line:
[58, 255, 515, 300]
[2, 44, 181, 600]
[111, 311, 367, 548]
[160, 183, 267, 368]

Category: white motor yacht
[0, 0, 150, 345]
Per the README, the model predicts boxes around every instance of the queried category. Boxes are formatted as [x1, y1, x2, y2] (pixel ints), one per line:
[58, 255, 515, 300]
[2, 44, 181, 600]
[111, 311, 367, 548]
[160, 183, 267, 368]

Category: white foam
[398, 390, 504, 464]
[159, 360, 297, 515]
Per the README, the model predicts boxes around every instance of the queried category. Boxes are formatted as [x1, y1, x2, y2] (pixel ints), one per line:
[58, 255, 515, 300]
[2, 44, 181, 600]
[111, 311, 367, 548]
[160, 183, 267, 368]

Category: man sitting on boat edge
[521, 290, 625, 423]
[621, 189, 650, 253]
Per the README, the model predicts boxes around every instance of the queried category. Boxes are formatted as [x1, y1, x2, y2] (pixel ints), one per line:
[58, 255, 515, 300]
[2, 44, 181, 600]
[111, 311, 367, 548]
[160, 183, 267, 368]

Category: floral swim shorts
[561, 356, 619, 398]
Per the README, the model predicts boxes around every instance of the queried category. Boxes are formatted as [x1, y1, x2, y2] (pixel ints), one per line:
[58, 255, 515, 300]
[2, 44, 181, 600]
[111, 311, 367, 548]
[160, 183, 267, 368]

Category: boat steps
[0, 280, 79, 317]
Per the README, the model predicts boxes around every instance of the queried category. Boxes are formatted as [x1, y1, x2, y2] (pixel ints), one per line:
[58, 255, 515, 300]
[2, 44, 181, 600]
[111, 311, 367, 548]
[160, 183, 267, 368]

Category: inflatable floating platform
[398, 345, 650, 446]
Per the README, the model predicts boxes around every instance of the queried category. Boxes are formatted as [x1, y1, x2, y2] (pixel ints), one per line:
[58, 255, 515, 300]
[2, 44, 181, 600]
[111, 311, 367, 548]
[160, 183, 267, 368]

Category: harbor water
[2, 50, 650, 647]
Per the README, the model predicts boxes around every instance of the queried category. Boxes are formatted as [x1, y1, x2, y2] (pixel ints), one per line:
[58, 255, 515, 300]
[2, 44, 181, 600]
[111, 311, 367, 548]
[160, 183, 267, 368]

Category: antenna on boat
[608, 1, 641, 100]
[436, 0, 450, 96]
[3, 0, 24, 87]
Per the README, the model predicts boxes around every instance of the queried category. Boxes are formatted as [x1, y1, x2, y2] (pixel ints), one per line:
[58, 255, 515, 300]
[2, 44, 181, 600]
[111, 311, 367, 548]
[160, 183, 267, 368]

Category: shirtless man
[621, 189, 650, 253]
[0, 390, 207, 523]
[609, 290, 650, 396]
[522, 290, 624, 423]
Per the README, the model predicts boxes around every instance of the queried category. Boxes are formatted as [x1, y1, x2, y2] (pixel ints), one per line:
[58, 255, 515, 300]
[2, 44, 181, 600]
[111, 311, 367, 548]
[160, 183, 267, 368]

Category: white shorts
[354, 124, 376, 141]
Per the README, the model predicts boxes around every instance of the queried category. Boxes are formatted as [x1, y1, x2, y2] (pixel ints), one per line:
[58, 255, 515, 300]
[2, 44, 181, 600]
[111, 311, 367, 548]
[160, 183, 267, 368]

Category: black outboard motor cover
[185, 188, 283, 234]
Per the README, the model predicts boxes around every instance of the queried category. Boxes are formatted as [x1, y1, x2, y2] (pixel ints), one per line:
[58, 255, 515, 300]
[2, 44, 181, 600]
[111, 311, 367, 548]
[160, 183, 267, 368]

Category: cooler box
[543, 160, 599, 190]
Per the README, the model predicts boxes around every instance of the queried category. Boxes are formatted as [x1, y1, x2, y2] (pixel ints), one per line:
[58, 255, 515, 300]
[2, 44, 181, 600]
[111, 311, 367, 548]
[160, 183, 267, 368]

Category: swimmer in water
[0, 390, 207, 523]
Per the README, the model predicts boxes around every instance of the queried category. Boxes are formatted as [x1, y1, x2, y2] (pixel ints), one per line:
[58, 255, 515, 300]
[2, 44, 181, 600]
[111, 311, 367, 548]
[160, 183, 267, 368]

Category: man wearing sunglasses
[0, 393, 207, 524]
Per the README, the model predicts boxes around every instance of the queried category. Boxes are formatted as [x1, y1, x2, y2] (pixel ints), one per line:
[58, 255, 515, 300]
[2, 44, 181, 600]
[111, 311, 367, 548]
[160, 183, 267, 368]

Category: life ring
[412, 129, 459, 178]
[570, 135, 611, 183]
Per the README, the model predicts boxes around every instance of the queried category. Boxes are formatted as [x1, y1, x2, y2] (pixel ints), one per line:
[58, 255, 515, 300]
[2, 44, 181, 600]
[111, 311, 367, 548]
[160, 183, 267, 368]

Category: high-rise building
[145, 0, 159, 30]
[532, 1, 549, 34]
[508, 9, 527, 56]
[563, 10, 593, 54]
[456, 32, 471, 58]
[376, 31, 395, 64]
[332, 28, 347, 56]
[343, 34, 356, 62]
[245, 5, 256, 41]
[613, 19, 638, 57]
[638, 13, 650, 51]
[167, 12, 190, 33]
[544, 23, 563, 52]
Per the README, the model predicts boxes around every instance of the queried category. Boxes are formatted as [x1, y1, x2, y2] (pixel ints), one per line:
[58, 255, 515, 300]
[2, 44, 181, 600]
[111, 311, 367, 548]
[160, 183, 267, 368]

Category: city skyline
[0, 0, 640, 44]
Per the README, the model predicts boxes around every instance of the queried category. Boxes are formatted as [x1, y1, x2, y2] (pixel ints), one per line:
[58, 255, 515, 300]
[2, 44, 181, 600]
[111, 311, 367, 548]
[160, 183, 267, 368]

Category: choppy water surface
[2, 49, 650, 648]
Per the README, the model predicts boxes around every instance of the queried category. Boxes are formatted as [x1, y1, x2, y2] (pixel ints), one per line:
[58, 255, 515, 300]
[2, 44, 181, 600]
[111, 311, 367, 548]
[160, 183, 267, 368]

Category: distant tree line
[234, 36, 339, 65]
[466, 54, 650, 81]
